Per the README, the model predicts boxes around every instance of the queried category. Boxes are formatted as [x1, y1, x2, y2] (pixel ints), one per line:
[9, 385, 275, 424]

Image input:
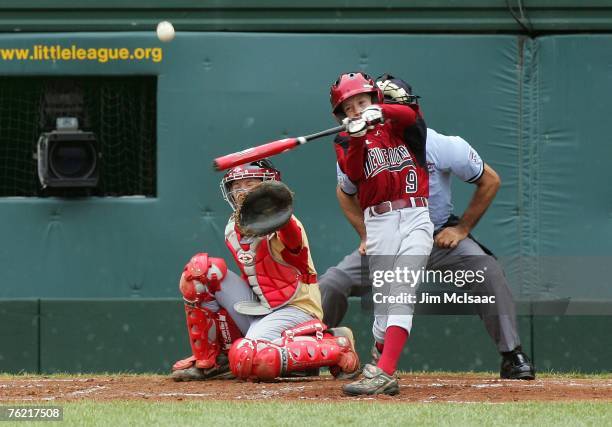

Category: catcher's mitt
[237, 180, 294, 237]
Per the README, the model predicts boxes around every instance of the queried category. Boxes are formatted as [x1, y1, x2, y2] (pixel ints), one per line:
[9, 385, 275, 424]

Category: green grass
[39, 401, 612, 427]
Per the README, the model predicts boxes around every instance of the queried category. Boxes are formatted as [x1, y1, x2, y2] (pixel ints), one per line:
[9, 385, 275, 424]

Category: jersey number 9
[405, 170, 417, 194]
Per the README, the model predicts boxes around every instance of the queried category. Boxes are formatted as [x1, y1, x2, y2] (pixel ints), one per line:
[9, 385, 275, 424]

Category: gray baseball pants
[202, 270, 314, 342]
[319, 236, 521, 352]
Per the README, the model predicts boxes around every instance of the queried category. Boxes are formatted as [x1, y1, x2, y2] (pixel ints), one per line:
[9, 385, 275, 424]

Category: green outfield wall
[0, 8, 611, 373]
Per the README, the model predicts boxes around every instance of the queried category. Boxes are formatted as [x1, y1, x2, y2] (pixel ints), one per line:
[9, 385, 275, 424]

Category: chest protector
[225, 220, 310, 312]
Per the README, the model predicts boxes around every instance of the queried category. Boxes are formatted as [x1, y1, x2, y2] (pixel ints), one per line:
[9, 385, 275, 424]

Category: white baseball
[156, 21, 175, 43]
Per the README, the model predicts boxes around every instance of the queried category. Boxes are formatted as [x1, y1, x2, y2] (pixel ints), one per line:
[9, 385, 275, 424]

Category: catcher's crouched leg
[172, 307, 242, 381]
[228, 320, 359, 380]
[172, 253, 242, 381]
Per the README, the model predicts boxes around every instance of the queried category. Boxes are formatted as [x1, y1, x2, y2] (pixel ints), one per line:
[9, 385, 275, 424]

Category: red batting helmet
[330, 72, 383, 121]
[220, 158, 281, 210]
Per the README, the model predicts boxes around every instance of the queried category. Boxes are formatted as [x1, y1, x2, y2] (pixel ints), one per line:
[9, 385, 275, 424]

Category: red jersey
[339, 103, 429, 210]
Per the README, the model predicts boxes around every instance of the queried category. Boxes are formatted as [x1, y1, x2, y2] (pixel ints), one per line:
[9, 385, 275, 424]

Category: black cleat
[500, 349, 536, 380]
[172, 354, 234, 382]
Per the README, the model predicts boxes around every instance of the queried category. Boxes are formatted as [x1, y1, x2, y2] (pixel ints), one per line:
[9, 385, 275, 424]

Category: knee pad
[179, 253, 228, 301]
[185, 253, 228, 282]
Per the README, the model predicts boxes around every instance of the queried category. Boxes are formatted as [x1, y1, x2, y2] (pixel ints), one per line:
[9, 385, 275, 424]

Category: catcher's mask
[375, 73, 421, 105]
[220, 158, 281, 210]
[330, 72, 383, 122]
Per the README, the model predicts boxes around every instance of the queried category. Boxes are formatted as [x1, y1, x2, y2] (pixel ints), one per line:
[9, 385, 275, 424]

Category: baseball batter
[321, 75, 535, 381]
[329, 72, 434, 396]
[171, 159, 359, 381]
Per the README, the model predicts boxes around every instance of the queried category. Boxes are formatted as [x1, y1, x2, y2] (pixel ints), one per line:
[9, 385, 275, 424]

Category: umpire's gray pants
[319, 237, 521, 352]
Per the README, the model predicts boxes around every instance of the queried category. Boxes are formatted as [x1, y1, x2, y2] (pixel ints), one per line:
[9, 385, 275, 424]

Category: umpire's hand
[434, 225, 468, 249]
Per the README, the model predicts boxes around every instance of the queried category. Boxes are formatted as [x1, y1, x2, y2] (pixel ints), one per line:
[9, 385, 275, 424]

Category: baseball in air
[156, 21, 175, 42]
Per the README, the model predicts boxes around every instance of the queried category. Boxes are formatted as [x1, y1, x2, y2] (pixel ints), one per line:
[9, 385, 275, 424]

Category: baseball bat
[213, 124, 346, 171]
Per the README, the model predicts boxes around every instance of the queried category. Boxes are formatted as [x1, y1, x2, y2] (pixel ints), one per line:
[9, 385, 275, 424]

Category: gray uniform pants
[364, 206, 433, 342]
[202, 270, 314, 342]
[319, 236, 521, 353]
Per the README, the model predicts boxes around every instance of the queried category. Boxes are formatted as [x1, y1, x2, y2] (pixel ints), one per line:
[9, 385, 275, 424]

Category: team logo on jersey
[427, 161, 436, 174]
[237, 250, 255, 266]
[469, 149, 481, 164]
[364, 145, 415, 178]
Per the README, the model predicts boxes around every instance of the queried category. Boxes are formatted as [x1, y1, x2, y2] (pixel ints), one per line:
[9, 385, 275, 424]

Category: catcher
[171, 159, 359, 381]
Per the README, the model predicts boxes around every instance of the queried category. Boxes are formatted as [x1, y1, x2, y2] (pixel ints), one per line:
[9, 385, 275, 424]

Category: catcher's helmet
[330, 72, 383, 121]
[220, 158, 281, 210]
[375, 73, 421, 105]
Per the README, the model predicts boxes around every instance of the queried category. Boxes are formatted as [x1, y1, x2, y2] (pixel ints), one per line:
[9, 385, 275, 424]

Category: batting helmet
[330, 72, 383, 121]
[220, 158, 281, 210]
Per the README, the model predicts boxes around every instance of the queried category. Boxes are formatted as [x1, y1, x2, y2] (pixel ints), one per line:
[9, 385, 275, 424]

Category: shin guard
[182, 303, 220, 370]
[229, 323, 359, 380]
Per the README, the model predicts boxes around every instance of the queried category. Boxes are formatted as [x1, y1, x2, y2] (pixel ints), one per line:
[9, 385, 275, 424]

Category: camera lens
[49, 141, 97, 179]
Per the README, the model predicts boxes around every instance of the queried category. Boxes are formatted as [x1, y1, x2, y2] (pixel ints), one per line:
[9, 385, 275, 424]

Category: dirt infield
[2, 374, 611, 403]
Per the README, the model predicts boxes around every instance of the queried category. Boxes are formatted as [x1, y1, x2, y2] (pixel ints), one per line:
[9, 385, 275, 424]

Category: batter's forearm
[336, 186, 366, 240]
[380, 103, 417, 130]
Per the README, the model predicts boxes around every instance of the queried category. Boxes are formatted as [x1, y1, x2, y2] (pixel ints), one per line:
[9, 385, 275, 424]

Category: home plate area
[2, 374, 611, 403]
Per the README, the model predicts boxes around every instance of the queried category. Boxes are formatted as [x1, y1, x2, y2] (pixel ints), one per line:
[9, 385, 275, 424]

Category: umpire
[320, 76, 535, 380]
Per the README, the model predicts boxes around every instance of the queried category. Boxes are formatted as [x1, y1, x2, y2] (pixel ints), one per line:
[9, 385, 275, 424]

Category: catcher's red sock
[375, 342, 384, 353]
[377, 326, 408, 375]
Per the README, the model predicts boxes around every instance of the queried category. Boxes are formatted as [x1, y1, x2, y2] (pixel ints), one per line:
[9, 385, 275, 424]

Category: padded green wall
[0, 33, 525, 298]
[4, 299, 611, 374]
[0, 31, 610, 373]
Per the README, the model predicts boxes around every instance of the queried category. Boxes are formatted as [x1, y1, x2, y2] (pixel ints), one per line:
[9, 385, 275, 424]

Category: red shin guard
[229, 321, 359, 380]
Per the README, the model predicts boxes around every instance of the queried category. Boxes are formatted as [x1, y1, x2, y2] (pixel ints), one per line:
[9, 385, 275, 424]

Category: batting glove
[343, 117, 368, 137]
[361, 105, 384, 127]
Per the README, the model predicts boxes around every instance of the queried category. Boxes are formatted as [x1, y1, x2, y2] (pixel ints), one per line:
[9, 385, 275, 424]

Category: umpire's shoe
[500, 348, 535, 380]
[172, 354, 234, 382]
[342, 364, 399, 396]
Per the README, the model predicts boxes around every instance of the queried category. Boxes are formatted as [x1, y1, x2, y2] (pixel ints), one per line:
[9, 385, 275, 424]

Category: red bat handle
[213, 138, 299, 171]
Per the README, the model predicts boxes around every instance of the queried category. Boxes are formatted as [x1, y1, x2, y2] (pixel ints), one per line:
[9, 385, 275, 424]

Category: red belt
[369, 197, 428, 215]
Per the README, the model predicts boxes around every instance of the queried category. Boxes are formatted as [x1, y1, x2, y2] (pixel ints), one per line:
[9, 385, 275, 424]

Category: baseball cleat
[172, 354, 234, 382]
[342, 364, 399, 396]
[500, 349, 536, 380]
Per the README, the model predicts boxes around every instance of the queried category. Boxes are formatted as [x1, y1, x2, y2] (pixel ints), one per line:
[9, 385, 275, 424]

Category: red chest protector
[225, 220, 313, 312]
